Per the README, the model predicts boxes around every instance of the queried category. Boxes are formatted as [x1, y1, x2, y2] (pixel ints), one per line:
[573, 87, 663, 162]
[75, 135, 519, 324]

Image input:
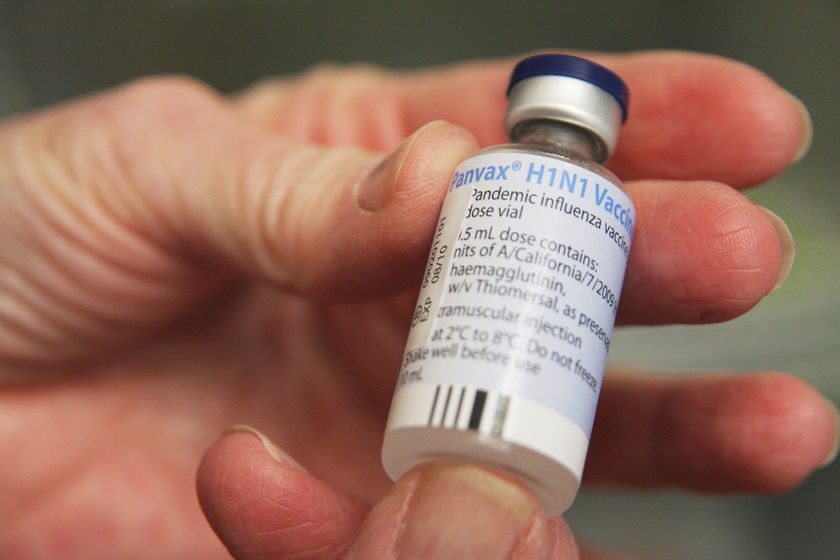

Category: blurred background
[1, 1, 837, 558]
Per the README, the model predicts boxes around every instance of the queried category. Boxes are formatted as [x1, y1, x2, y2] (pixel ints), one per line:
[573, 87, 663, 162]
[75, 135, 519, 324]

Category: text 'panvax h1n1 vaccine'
[382, 54, 633, 516]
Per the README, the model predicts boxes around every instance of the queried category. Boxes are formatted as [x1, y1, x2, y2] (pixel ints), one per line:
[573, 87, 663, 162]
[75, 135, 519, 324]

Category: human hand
[0, 51, 836, 559]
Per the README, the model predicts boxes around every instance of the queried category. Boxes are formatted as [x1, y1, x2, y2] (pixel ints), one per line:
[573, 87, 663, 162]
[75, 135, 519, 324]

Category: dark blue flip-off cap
[508, 54, 629, 123]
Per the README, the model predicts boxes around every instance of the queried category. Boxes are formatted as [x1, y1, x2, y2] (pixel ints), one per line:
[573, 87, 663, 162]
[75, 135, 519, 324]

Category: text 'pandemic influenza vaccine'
[382, 54, 633, 516]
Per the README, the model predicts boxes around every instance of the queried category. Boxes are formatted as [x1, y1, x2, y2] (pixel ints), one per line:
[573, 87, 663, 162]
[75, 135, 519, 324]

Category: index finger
[241, 51, 810, 188]
[403, 51, 811, 187]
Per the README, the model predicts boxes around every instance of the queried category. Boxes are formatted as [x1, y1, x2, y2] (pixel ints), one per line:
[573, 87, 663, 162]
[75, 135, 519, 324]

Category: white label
[394, 150, 634, 438]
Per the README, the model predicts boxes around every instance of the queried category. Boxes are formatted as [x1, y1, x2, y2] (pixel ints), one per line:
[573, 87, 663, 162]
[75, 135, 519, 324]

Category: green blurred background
[1, 1, 837, 558]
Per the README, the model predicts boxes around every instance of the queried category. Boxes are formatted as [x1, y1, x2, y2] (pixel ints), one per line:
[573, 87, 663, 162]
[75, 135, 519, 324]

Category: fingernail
[355, 120, 475, 213]
[397, 463, 544, 560]
[785, 91, 813, 164]
[223, 424, 301, 467]
[819, 399, 840, 468]
[758, 207, 795, 292]
[355, 124, 427, 212]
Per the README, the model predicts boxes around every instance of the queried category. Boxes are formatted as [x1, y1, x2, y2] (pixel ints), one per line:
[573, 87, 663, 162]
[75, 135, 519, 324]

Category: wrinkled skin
[0, 51, 836, 559]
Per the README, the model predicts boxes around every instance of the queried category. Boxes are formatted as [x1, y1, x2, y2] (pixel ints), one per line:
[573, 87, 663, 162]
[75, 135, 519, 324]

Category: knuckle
[113, 75, 220, 108]
[104, 75, 225, 132]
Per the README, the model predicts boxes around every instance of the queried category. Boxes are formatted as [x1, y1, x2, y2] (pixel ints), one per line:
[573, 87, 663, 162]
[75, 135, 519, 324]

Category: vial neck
[510, 120, 607, 163]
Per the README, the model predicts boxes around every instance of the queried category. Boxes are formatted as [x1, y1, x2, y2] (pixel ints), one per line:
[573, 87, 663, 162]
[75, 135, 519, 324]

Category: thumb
[0, 77, 475, 365]
[217, 117, 477, 298]
[345, 462, 555, 560]
[100, 78, 477, 298]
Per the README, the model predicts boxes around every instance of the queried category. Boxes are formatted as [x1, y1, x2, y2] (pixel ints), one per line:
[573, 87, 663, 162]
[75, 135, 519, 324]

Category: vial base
[382, 384, 588, 517]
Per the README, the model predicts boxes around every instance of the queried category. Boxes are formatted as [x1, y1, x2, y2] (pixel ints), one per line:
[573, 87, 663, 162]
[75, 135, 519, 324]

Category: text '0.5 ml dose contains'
[382, 54, 633, 516]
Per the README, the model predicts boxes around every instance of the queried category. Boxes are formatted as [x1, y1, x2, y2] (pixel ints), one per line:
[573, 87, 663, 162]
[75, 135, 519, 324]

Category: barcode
[468, 389, 487, 430]
[427, 385, 505, 435]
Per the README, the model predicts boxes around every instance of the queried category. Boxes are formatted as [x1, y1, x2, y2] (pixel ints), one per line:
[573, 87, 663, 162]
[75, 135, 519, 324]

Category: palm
[0, 279, 416, 557]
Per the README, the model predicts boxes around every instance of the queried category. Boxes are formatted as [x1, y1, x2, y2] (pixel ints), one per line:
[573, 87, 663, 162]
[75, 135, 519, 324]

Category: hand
[0, 51, 835, 559]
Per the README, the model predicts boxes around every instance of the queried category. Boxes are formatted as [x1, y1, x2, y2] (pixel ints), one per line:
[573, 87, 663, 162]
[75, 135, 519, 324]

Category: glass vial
[382, 54, 632, 516]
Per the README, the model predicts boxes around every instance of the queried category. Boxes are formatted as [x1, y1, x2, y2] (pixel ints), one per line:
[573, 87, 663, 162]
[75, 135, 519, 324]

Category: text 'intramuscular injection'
[382, 54, 632, 516]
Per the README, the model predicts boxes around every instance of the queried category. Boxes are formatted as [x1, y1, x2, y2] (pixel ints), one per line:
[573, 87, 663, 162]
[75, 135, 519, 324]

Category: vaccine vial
[382, 54, 632, 516]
